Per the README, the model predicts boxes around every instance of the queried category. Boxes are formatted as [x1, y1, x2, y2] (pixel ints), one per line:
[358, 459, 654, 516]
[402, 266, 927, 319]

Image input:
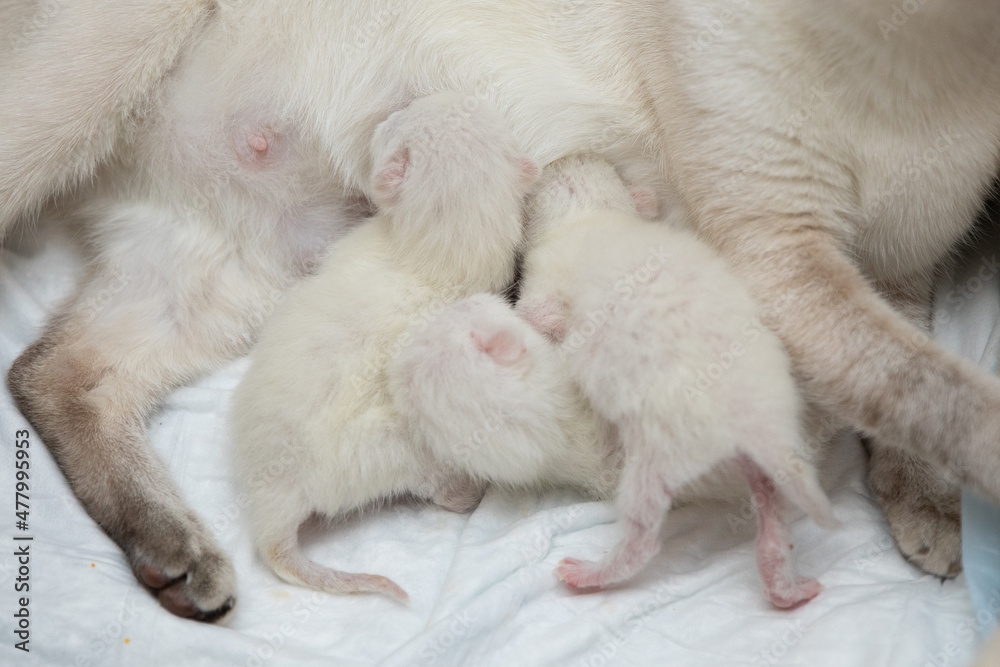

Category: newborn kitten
[230, 92, 537, 601]
[518, 155, 839, 608]
[388, 293, 620, 501]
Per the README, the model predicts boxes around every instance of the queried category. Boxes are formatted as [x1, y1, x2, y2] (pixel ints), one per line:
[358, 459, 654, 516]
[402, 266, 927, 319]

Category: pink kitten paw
[766, 577, 823, 609]
[555, 557, 605, 589]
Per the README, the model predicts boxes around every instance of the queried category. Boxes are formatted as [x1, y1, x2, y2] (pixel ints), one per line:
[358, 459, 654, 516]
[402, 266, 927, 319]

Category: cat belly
[138, 1, 649, 202]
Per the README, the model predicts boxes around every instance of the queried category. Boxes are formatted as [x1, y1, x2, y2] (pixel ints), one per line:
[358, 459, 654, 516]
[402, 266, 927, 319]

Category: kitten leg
[865, 274, 962, 577]
[7, 226, 285, 620]
[739, 457, 822, 608]
[0, 0, 213, 233]
[556, 448, 672, 589]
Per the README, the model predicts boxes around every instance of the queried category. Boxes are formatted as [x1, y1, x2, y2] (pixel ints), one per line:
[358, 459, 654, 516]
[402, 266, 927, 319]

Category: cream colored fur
[230, 93, 535, 600]
[518, 155, 837, 607]
[388, 293, 620, 502]
[4, 0, 999, 617]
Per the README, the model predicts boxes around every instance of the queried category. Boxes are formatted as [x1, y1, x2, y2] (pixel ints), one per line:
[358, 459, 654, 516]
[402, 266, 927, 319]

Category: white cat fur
[388, 293, 620, 501]
[5, 0, 1000, 616]
[230, 92, 536, 601]
[518, 155, 839, 608]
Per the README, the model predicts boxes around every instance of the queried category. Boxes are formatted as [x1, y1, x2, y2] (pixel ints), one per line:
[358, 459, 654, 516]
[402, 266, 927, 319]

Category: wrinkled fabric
[0, 221, 979, 667]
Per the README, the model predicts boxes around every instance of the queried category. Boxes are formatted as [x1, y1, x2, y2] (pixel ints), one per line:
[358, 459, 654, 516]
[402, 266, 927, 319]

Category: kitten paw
[765, 577, 823, 609]
[555, 557, 606, 589]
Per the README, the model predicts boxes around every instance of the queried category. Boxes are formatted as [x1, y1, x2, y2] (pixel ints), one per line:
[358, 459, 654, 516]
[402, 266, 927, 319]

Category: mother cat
[2, 0, 998, 620]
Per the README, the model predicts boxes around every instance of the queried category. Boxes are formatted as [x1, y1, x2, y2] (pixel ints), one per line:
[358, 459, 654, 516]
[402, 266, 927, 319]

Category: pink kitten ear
[517, 157, 540, 191]
[629, 186, 660, 220]
[373, 147, 410, 204]
[472, 329, 528, 366]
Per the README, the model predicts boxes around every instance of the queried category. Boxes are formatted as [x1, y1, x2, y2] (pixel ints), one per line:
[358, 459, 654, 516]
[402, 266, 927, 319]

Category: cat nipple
[247, 131, 269, 158]
[230, 119, 282, 167]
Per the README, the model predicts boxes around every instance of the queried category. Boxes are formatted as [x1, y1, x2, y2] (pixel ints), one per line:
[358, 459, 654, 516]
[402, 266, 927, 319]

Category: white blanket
[0, 219, 983, 667]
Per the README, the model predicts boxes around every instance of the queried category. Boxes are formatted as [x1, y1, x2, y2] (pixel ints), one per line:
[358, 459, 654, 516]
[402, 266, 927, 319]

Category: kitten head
[371, 95, 538, 206]
[369, 92, 538, 291]
[524, 154, 647, 242]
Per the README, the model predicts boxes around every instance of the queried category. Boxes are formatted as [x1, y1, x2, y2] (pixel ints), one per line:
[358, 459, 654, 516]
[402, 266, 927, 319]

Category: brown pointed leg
[864, 274, 962, 577]
[8, 230, 285, 621]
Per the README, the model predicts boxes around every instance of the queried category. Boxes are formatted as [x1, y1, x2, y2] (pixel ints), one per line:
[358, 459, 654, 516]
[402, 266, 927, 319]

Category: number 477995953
[15, 430, 29, 531]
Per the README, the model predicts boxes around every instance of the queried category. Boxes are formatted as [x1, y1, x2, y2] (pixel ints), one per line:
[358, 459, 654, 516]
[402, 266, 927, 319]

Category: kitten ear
[472, 329, 528, 367]
[373, 147, 410, 204]
[517, 157, 540, 191]
[629, 186, 660, 221]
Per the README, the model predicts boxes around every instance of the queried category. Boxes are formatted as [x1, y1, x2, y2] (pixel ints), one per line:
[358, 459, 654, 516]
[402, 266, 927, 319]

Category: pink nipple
[247, 132, 269, 156]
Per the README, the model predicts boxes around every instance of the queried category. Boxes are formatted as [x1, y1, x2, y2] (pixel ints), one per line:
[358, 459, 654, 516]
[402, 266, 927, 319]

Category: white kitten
[388, 293, 620, 501]
[230, 92, 537, 601]
[518, 155, 839, 608]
